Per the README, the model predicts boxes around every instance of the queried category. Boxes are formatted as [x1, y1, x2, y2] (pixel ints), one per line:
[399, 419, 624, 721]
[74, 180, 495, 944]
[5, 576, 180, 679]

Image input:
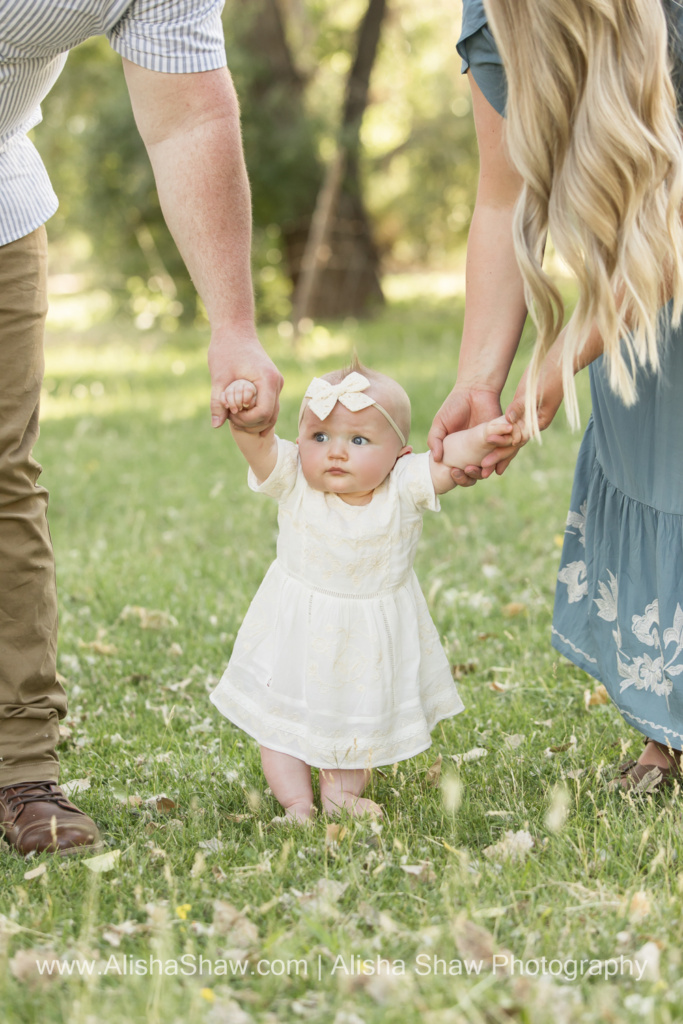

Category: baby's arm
[223, 380, 278, 483]
[430, 415, 523, 495]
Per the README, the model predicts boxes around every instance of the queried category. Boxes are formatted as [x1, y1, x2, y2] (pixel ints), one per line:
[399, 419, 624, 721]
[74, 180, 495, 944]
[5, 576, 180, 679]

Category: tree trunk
[290, 0, 387, 322]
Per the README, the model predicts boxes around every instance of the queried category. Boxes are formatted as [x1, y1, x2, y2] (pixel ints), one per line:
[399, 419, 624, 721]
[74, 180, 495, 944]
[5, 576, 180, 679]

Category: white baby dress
[210, 437, 464, 769]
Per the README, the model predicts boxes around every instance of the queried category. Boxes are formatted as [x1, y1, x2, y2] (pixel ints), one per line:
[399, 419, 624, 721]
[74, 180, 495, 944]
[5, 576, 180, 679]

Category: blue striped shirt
[0, 0, 227, 245]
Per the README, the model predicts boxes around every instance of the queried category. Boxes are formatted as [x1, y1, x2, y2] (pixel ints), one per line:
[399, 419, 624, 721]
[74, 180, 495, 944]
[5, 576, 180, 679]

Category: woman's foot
[612, 739, 682, 792]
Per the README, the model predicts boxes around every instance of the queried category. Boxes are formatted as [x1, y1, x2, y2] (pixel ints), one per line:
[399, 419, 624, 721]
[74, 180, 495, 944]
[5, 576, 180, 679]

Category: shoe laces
[1, 781, 75, 816]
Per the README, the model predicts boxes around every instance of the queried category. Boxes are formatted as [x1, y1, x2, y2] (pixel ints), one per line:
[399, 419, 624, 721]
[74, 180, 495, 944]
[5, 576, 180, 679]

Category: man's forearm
[123, 63, 255, 333]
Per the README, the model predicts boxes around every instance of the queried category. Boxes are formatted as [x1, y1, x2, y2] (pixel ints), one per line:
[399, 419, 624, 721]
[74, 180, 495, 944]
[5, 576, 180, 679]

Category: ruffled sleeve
[456, 0, 507, 117]
[391, 452, 441, 514]
[248, 436, 300, 503]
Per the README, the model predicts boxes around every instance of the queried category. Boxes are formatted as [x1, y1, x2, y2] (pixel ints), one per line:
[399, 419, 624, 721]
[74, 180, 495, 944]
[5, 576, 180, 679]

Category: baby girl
[210, 361, 521, 821]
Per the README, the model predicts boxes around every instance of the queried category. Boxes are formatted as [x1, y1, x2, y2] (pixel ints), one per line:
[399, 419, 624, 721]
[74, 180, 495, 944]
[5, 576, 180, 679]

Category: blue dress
[459, 0, 683, 748]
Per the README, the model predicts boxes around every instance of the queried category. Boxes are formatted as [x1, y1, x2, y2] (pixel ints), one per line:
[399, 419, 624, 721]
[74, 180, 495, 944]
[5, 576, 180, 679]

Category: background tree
[36, 0, 479, 326]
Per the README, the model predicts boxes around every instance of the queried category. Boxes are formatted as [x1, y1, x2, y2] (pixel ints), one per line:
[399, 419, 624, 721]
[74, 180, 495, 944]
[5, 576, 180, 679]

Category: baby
[210, 361, 521, 821]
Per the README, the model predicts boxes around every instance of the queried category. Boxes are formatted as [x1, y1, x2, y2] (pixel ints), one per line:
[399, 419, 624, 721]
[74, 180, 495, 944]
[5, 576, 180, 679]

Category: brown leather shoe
[0, 782, 103, 856]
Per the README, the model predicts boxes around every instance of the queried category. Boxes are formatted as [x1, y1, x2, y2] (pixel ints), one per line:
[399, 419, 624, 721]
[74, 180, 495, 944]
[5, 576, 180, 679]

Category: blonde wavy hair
[483, 0, 683, 433]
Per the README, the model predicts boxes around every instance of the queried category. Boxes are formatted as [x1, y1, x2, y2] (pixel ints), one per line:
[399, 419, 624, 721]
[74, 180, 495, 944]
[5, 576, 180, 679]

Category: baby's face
[297, 402, 409, 505]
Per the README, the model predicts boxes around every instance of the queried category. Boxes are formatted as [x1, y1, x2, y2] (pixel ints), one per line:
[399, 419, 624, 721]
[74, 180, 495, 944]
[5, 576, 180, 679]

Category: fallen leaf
[483, 830, 534, 863]
[424, 754, 442, 786]
[78, 639, 117, 656]
[451, 660, 478, 680]
[10, 948, 61, 984]
[84, 850, 121, 874]
[61, 778, 90, 797]
[452, 915, 496, 966]
[199, 838, 225, 854]
[400, 861, 436, 882]
[629, 891, 651, 923]
[212, 902, 259, 946]
[169, 643, 183, 657]
[634, 941, 661, 981]
[584, 684, 609, 709]
[101, 920, 142, 947]
[145, 795, 177, 813]
[24, 863, 47, 881]
[502, 602, 527, 618]
[485, 810, 514, 819]
[489, 680, 510, 692]
[451, 747, 488, 765]
[191, 851, 206, 878]
[545, 785, 571, 833]
[325, 824, 347, 846]
[120, 605, 178, 630]
[504, 734, 525, 750]
[211, 864, 227, 883]
[57, 725, 72, 743]
[223, 813, 252, 823]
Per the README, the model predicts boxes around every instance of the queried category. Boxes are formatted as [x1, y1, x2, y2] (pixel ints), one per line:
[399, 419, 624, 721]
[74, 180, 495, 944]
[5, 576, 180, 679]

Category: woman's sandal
[610, 759, 680, 793]
[611, 738, 683, 793]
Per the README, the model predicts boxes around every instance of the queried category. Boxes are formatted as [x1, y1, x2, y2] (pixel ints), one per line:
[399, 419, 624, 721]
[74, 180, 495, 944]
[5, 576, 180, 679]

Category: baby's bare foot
[323, 795, 384, 819]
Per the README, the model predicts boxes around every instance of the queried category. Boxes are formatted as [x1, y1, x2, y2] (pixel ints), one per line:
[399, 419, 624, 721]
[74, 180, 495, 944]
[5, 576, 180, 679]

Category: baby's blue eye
[352, 436, 369, 446]
[313, 432, 328, 443]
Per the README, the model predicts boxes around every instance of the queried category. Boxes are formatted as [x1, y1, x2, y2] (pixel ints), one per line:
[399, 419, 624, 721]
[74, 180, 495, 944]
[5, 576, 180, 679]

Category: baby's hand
[221, 379, 258, 418]
[484, 415, 525, 449]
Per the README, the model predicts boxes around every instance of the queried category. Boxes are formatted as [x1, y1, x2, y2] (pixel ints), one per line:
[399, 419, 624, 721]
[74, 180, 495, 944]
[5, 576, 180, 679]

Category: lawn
[1, 282, 677, 1024]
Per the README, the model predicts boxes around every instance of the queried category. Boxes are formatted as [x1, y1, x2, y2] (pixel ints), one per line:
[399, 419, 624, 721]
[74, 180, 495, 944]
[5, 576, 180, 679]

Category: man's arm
[122, 60, 283, 431]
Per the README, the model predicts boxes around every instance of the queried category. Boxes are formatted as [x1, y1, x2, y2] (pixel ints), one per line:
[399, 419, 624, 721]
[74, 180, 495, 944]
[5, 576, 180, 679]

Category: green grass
[1, 287, 679, 1024]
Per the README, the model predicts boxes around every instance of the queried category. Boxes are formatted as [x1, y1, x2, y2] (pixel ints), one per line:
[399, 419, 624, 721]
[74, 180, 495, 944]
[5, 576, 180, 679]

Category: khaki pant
[0, 226, 65, 784]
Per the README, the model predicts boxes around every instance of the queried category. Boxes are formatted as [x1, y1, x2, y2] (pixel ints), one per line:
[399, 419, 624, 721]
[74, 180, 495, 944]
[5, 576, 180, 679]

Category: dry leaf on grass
[483, 830, 534, 864]
[199, 838, 225, 854]
[145, 794, 177, 812]
[634, 941, 661, 982]
[545, 785, 571, 833]
[450, 747, 487, 766]
[325, 824, 347, 846]
[84, 850, 121, 874]
[120, 605, 178, 630]
[400, 861, 436, 882]
[78, 638, 117, 656]
[502, 602, 527, 618]
[584, 684, 609, 709]
[212, 902, 259, 946]
[424, 754, 442, 786]
[101, 920, 144, 947]
[10, 948, 61, 985]
[297, 879, 348, 917]
[452, 914, 496, 966]
[61, 778, 90, 797]
[23, 863, 47, 882]
[628, 891, 651, 923]
[504, 734, 526, 750]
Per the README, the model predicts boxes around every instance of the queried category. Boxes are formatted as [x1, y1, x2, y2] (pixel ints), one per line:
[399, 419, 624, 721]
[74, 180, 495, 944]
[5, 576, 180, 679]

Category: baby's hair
[484, 0, 683, 435]
[301, 355, 412, 442]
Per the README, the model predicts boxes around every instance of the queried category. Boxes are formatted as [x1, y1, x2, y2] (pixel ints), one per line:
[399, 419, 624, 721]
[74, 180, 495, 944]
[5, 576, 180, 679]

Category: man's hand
[208, 330, 283, 433]
[428, 386, 511, 487]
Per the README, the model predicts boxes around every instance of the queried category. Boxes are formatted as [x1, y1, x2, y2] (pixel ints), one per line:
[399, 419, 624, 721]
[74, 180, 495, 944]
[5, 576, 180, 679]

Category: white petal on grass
[84, 850, 121, 873]
[545, 785, 571, 833]
[61, 778, 90, 796]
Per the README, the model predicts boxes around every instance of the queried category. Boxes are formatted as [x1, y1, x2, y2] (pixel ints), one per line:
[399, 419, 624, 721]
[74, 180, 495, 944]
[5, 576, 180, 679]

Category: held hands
[428, 386, 518, 487]
[222, 378, 258, 419]
[208, 330, 283, 434]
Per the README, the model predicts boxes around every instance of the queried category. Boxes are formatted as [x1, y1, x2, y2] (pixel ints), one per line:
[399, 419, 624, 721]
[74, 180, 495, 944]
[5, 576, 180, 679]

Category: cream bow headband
[299, 372, 406, 445]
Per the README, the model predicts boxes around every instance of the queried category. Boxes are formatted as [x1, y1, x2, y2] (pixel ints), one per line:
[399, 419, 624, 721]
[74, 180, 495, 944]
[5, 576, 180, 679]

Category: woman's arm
[428, 74, 528, 483]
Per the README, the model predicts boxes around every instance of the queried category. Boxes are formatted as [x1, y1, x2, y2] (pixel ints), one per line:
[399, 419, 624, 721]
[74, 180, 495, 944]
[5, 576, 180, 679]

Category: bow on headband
[301, 372, 406, 445]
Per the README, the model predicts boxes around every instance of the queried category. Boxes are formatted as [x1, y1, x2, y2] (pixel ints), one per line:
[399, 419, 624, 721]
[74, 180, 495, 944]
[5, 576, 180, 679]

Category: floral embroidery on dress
[556, 502, 588, 603]
[557, 561, 587, 603]
[565, 501, 587, 547]
[593, 570, 683, 697]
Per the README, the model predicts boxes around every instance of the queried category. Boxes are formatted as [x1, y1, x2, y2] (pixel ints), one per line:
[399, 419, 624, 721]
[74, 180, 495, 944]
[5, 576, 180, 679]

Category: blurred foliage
[35, 0, 478, 325]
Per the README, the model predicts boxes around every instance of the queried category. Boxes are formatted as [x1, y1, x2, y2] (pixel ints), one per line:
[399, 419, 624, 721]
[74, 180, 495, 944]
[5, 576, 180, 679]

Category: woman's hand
[428, 386, 507, 486]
